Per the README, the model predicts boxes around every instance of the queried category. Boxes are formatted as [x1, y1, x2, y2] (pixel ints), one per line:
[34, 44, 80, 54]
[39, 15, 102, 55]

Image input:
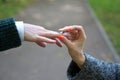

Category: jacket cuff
[0, 18, 21, 51]
[67, 53, 117, 80]
[67, 53, 99, 80]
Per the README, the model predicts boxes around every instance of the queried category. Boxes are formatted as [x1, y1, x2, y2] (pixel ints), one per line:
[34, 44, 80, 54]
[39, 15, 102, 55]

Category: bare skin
[59, 25, 87, 68]
[24, 23, 62, 47]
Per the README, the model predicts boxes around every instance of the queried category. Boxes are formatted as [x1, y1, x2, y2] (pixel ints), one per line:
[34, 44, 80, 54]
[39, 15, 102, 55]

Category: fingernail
[59, 29, 63, 31]
[58, 35, 64, 40]
[66, 28, 73, 31]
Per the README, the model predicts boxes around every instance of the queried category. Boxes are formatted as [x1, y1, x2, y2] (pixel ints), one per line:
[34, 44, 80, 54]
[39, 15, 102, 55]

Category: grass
[89, 0, 120, 54]
[0, 0, 33, 18]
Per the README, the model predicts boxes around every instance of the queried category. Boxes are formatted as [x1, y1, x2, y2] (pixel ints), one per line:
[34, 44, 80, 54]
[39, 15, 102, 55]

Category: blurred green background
[0, 0, 120, 54]
[89, 0, 120, 54]
[0, 0, 33, 18]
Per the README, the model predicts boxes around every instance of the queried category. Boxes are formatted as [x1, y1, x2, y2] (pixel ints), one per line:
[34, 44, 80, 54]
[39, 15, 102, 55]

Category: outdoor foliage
[0, 0, 33, 18]
[89, 0, 120, 54]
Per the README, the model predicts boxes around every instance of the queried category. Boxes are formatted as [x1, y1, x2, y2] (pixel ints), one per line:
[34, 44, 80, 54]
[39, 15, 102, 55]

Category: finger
[60, 25, 86, 40]
[36, 35, 56, 43]
[59, 25, 83, 32]
[59, 27, 73, 32]
[55, 38, 63, 47]
[41, 31, 61, 38]
[36, 42, 47, 47]
[73, 26, 87, 40]
[62, 32, 73, 40]
[58, 35, 72, 48]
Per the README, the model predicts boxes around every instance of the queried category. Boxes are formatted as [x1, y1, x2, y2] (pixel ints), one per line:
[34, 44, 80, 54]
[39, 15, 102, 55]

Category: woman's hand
[58, 25, 87, 68]
[24, 23, 62, 47]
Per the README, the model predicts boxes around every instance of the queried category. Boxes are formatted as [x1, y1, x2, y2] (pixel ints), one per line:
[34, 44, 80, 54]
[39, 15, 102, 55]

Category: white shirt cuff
[15, 21, 24, 42]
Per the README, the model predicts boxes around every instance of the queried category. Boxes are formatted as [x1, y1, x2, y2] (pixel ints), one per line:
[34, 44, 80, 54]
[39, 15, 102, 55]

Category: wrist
[24, 23, 35, 42]
[75, 51, 85, 68]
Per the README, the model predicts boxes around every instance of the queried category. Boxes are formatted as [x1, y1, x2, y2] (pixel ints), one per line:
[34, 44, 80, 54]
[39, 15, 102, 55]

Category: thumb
[58, 35, 72, 48]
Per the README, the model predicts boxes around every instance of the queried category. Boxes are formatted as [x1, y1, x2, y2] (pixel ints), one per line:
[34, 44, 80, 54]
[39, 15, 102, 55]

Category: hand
[58, 25, 87, 68]
[24, 23, 62, 47]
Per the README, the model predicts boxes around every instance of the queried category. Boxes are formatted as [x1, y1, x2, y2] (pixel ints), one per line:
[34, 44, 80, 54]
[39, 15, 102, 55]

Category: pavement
[0, 0, 119, 80]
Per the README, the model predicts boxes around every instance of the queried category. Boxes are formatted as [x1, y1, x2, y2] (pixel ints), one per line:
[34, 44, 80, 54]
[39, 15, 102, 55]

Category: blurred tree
[2, 0, 7, 3]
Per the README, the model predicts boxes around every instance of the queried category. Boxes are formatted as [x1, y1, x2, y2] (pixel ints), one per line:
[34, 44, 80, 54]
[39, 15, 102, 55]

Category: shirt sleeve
[67, 53, 120, 80]
[15, 21, 24, 41]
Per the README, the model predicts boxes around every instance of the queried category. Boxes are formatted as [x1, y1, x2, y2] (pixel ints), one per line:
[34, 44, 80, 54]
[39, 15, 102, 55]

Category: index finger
[59, 26, 73, 32]
[59, 25, 84, 32]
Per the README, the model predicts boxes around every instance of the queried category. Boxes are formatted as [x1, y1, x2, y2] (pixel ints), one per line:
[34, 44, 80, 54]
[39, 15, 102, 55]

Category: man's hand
[24, 23, 62, 47]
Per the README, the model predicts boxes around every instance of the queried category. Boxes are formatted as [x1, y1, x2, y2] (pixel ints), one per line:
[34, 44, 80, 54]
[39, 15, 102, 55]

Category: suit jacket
[0, 18, 21, 51]
[67, 53, 120, 80]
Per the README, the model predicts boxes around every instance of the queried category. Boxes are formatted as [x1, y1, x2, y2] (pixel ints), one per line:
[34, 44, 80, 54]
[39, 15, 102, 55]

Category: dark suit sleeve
[67, 53, 120, 80]
[0, 18, 21, 51]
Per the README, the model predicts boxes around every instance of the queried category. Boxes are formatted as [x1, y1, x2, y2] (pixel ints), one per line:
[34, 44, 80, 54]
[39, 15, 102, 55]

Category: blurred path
[0, 0, 119, 80]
